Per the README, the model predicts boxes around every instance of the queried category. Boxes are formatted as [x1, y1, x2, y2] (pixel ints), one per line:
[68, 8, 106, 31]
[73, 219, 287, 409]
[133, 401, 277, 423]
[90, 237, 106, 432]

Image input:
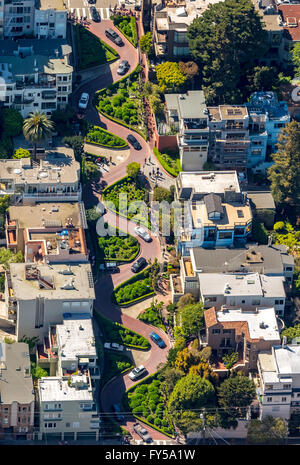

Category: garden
[102, 175, 149, 226]
[98, 225, 139, 262]
[85, 125, 127, 149]
[138, 300, 166, 331]
[75, 24, 119, 70]
[101, 351, 134, 387]
[124, 372, 175, 436]
[94, 66, 147, 138]
[153, 147, 181, 177]
[112, 268, 155, 306]
[111, 15, 137, 47]
[95, 312, 150, 350]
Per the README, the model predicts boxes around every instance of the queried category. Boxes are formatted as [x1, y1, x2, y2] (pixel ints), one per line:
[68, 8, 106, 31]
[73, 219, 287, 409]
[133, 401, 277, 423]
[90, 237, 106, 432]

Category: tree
[281, 324, 300, 343]
[23, 111, 54, 161]
[0, 195, 10, 216]
[177, 293, 195, 310]
[222, 351, 239, 370]
[179, 61, 199, 80]
[156, 62, 187, 92]
[292, 42, 300, 78]
[153, 186, 173, 203]
[218, 374, 256, 418]
[248, 66, 278, 93]
[62, 135, 84, 162]
[180, 303, 204, 338]
[161, 367, 184, 395]
[86, 206, 102, 223]
[168, 374, 215, 413]
[139, 32, 152, 55]
[0, 249, 23, 269]
[247, 416, 288, 444]
[13, 148, 31, 159]
[126, 162, 140, 179]
[187, 0, 268, 103]
[31, 362, 48, 380]
[83, 161, 100, 183]
[20, 335, 39, 351]
[267, 121, 300, 206]
[0, 108, 23, 137]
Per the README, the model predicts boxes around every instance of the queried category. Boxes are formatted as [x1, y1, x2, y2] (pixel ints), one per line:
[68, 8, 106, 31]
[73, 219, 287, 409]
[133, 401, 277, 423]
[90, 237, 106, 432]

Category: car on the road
[128, 365, 147, 381]
[117, 60, 130, 75]
[88, 0, 96, 3]
[131, 257, 147, 273]
[105, 28, 124, 46]
[104, 342, 124, 351]
[134, 226, 151, 242]
[112, 403, 125, 422]
[90, 6, 100, 21]
[150, 331, 166, 348]
[78, 92, 89, 110]
[133, 423, 153, 443]
[127, 134, 142, 150]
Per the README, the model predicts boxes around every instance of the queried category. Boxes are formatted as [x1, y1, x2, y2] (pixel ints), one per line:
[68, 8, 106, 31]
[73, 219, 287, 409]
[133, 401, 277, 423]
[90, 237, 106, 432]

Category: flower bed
[111, 15, 137, 47]
[98, 225, 139, 262]
[153, 147, 181, 177]
[95, 312, 150, 349]
[101, 351, 134, 387]
[85, 126, 127, 149]
[112, 268, 155, 306]
[138, 301, 166, 332]
[75, 24, 119, 70]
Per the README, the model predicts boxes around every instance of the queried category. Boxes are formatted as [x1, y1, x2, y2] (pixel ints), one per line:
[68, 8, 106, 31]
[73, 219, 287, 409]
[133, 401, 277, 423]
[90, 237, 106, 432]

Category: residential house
[34, 0, 67, 39]
[204, 306, 281, 372]
[247, 191, 276, 229]
[0, 341, 34, 440]
[4, 262, 95, 339]
[257, 341, 300, 420]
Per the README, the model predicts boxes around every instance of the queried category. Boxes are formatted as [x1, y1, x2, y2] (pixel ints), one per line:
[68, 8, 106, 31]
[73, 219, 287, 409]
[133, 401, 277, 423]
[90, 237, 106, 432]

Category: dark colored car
[112, 404, 125, 422]
[150, 331, 166, 348]
[131, 257, 147, 273]
[90, 6, 100, 21]
[88, 0, 96, 3]
[105, 28, 124, 46]
[127, 134, 142, 150]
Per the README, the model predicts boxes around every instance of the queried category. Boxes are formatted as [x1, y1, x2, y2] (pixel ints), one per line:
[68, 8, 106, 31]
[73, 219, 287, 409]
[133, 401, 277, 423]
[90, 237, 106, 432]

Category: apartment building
[175, 171, 251, 254]
[6, 202, 88, 263]
[164, 91, 209, 171]
[0, 341, 34, 440]
[0, 149, 81, 203]
[4, 262, 95, 340]
[0, 0, 67, 39]
[0, 39, 73, 117]
[204, 306, 281, 371]
[170, 243, 294, 303]
[257, 341, 300, 420]
[37, 313, 100, 440]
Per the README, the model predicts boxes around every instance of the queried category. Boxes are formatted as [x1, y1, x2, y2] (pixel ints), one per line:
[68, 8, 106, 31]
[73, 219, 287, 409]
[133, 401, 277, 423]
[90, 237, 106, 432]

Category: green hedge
[85, 125, 127, 149]
[85, 152, 106, 159]
[112, 267, 155, 306]
[98, 225, 140, 263]
[153, 147, 181, 177]
[111, 15, 138, 47]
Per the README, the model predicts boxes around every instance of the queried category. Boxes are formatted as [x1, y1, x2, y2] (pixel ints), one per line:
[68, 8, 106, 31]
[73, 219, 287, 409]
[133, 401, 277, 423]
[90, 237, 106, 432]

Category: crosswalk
[70, 6, 112, 20]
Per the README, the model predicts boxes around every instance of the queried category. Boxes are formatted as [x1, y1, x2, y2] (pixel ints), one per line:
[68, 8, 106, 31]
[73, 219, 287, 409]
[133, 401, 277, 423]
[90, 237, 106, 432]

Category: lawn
[111, 15, 137, 47]
[95, 312, 150, 349]
[113, 268, 155, 306]
[85, 125, 127, 149]
[138, 301, 166, 331]
[101, 351, 134, 387]
[75, 24, 119, 70]
[153, 147, 181, 177]
[98, 225, 139, 262]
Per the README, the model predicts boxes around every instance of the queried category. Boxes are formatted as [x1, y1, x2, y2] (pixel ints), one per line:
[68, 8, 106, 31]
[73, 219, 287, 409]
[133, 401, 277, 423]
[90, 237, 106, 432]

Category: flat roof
[216, 307, 280, 341]
[190, 202, 252, 229]
[178, 171, 241, 194]
[274, 344, 300, 375]
[39, 0, 66, 10]
[9, 263, 95, 301]
[157, 0, 225, 27]
[39, 376, 93, 402]
[0, 342, 34, 404]
[247, 191, 276, 210]
[200, 272, 263, 297]
[9, 203, 84, 229]
[218, 105, 248, 120]
[56, 314, 97, 361]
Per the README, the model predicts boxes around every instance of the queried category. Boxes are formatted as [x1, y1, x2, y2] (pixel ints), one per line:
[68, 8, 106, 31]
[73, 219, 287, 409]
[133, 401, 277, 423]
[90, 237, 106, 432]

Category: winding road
[72, 18, 174, 441]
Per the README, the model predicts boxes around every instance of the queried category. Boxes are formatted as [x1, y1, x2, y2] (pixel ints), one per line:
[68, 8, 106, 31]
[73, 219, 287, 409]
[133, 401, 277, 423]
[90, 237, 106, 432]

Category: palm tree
[23, 111, 54, 161]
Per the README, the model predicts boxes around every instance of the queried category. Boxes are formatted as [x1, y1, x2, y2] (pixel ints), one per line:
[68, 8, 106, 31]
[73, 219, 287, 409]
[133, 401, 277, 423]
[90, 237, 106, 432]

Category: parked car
[112, 403, 125, 422]
[117, 60, 130, 75]
[88, 0, 96, 3]
[150, 331, 166, 348]
[127, 134, 142, 150]
[78, 92, 89, 109]
[128, 365, 147, 381]
[90, 6, 100, 21]
[105, 28, 124, 46]
[104, 342, 124, 351]
[134, 226, 151, 242]
[133, 423, 153, 443]
[131, 257, 147, 273]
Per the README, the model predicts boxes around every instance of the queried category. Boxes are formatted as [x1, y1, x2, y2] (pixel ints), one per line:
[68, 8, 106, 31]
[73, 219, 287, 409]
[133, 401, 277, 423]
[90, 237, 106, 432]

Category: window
[218, 232, 232, 240]
[252, 300, 261, 305]
[267, 397, 272, 402]
[282, 397, 287, 402]
[283, 384, 291, 390]
[212, 329, 220, 334]
[223, 329, 232, 334]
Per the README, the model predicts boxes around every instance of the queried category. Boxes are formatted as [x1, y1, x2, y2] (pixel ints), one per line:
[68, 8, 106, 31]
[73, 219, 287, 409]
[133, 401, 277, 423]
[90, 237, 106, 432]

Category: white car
[78, 92, 89, 109]
[134, 226, 151, 242]
[104, 342, 124, 351]
[117, 60, 130, 75]
[128, 365, 147, 381]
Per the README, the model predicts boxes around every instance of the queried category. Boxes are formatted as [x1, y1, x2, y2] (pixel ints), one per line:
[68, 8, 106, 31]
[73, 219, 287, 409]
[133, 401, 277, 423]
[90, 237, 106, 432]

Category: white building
[34, 0, 67, 39]
[5, 262, 95, 340]
[257, 342, 300, 420]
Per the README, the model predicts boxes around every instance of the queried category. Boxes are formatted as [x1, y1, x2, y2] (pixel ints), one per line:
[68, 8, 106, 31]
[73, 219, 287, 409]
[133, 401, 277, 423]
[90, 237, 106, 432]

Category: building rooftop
[279, 5, 300, 41]
[39, 376, 93, 402]
[273, 344, 300, 375]
[252, 0, 283, 31]
[165, 91, 208, 120]
[0, 341, 34, 405]
[247, 92, 289, 120]
[56, 313, 97, 361]
[8, 202, 86, 229]
[8, 263, 95, 301]
[218, 105, 249, 120]
[155, 0, 225, 28]
[190, 244, 294, 274]
[177, 171, 241, 195]
[247, 191, 276, 210]
[39, 0, 67, 10]
[190, 201, 252, 229]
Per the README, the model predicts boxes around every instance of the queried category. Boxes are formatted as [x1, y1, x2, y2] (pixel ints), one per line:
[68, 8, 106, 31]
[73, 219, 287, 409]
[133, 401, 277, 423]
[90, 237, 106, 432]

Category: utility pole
[200, 410, 206, 445]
